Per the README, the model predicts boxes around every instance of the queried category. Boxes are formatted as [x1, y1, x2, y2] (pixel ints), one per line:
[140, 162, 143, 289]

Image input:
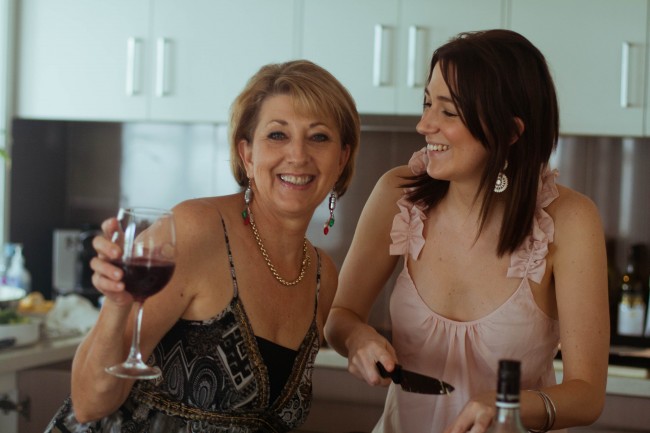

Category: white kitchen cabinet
[396, 0, 504, 114]
[0, 373, 19, 433]
[16, 0, 298, 123]
[509, 0, 648, 137]
[301, 0, 504, 116]
[301, 0, 400, 115]
[147, 0, 297, 122]
[16, 0, 151, 121]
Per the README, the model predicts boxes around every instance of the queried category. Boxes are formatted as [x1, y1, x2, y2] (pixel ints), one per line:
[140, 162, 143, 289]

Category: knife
[376, 361, 454, 395]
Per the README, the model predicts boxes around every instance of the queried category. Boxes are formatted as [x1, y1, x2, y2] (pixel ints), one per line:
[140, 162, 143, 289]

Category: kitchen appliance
[52, 227, 101, 303]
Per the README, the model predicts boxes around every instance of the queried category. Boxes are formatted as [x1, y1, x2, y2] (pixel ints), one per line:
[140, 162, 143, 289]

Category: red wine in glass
[111, 258, 175, 302]
[105, 207, 176, 380]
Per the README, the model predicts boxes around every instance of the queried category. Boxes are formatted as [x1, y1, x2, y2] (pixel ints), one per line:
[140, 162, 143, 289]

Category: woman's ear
[511, 117, 525, 145]
[238, 139, 253, 176]
[338, 144, 351, 175]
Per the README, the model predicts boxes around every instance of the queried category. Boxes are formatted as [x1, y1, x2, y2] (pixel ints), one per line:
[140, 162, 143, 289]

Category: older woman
[46, 59, 360, 433]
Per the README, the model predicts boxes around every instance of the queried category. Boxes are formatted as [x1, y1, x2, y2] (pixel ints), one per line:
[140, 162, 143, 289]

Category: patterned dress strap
[221, 218, 240, 298]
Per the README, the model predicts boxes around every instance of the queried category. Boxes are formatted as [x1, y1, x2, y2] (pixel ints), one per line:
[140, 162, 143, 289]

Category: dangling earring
[494, 161, 508, 193]
[323, 192, 337, 235]
[242, 177, 253, 225]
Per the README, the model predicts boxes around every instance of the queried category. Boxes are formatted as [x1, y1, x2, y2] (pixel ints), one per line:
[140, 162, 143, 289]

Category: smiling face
[416, 64, 489, 186]
[239, 94, 350, 219]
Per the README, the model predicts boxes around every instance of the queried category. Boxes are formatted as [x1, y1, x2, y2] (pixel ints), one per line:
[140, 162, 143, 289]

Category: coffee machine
[52, 225, 102, 304]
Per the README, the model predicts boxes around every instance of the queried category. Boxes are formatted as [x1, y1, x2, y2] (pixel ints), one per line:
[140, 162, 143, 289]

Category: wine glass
[105, 207, 176, 380]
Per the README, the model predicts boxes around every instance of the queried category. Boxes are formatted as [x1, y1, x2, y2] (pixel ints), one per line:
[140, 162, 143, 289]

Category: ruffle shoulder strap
[506, 167, 559, 284]
[389, 148, 428, 260]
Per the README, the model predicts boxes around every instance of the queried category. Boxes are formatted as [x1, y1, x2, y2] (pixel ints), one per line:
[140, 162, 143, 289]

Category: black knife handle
[376, 361, 401, 384]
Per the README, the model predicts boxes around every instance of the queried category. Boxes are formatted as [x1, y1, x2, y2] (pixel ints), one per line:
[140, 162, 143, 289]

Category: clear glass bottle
[617, 244, 646, 337]
[486, 359, 527, 433]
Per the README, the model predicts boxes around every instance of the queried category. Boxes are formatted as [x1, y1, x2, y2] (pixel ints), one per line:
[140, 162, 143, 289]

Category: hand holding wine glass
[105, 207, 176, 380]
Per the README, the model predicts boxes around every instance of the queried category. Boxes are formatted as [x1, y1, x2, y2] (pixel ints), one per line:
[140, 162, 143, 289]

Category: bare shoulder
[548, 184, 602, 225]
[378, 165, 413, 191]
[366, 165, 413, 212]
[172, 194, 242, 239]
[169, 196, 235, 279]
[173, 196, 225, 227]
[546, 184, 604, 244]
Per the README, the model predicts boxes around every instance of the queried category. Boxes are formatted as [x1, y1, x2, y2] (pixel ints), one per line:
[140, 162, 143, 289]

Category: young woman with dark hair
[325, 29, 608, 433]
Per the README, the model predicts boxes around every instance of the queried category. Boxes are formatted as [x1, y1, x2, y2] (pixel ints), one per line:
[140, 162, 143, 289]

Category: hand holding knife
[376, 361, 454, 395]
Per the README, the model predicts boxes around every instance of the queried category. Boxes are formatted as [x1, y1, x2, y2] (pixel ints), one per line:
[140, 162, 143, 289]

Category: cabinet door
[510, 0, 647, 137]
[0, 373, 17, 433]
[301, 0, 400, 114]
[149, 0, 297, 123]
[16, 0, 150, 121]
[396, 0, 504, 114]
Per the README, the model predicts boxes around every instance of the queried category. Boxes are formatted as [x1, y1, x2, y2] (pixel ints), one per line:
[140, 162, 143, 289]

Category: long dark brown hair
[404, 29, 559, 256]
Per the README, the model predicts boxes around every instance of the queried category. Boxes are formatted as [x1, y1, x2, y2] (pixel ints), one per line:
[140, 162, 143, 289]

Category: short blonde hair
[229, 60, 360, 197]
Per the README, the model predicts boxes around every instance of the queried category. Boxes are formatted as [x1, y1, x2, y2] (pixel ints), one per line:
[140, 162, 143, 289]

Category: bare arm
[324, 166, 408, 384]
[315, 250, 340, 342]
[533, 187, 609, 428]
[71, 203, 198, 422]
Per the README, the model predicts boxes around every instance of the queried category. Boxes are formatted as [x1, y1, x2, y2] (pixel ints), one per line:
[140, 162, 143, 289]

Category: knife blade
[376, 361, 454, 395]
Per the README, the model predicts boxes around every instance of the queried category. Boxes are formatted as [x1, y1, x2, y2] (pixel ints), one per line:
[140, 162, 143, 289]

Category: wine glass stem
[126, 302, 145, 363]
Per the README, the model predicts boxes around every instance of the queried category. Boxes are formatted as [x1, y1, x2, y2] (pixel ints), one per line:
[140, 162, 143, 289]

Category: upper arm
[317, 251, 339, 329]
[135, 200, 205, 358]
[551, 187, 608, 391]
[332, 166, 409, 321]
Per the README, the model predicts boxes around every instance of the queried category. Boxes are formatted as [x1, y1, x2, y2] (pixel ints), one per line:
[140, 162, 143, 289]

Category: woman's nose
[287, 138, 308, 163]
[416, 110, 438, 136]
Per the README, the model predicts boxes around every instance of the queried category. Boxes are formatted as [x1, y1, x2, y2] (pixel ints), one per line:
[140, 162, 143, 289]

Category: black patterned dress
[45, 220, 321, 433]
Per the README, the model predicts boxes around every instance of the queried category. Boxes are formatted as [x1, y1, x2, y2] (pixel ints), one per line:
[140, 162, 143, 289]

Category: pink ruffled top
[374, 150, 564, 433]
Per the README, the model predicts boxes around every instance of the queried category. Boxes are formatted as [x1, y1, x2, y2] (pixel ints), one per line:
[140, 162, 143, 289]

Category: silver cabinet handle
[373, 24, 387, 87]
[156, 38, 171, 97]
[407, 25, 423, 88]
[620, 41, 630, 108]
[125, 37, 142, 96]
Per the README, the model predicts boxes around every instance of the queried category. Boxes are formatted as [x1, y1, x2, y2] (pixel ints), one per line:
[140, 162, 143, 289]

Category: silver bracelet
[527, 389, 556, 433]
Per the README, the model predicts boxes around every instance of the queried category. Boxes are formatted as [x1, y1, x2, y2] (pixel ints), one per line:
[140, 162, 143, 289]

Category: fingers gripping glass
[105, 207, 176, 380]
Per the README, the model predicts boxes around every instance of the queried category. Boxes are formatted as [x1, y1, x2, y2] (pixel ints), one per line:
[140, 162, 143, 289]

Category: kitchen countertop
[1, 337, 648, 398]
[0, 334, 84, 375]
[315, 348, 650, 399]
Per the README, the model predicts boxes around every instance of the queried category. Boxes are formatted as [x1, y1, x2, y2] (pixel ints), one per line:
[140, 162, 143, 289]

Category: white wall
[0, 0, 16, 247]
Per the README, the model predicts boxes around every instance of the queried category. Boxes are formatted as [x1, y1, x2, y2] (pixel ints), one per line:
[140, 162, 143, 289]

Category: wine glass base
[105, 362, 161, 380]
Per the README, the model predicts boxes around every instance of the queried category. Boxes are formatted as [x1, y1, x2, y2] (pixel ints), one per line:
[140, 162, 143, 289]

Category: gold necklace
[248, 212, 311, 286]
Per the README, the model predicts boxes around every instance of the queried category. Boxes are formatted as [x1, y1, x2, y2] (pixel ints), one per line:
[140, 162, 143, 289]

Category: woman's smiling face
[240, 93, 350, 219]
[416, 63, 489, 185]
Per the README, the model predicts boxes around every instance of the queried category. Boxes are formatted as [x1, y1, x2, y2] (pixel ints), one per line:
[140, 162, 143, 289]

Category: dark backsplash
[8, 119, 650, 335]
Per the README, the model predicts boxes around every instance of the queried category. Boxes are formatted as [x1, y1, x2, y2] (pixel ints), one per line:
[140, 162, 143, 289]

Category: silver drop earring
[242, 177, 252, 224]
[323, 192, 337, 235]
[494, 161, 509, 193]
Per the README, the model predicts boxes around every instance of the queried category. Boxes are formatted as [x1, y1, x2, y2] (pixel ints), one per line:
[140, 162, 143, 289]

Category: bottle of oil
[617, 244, 647, 337]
